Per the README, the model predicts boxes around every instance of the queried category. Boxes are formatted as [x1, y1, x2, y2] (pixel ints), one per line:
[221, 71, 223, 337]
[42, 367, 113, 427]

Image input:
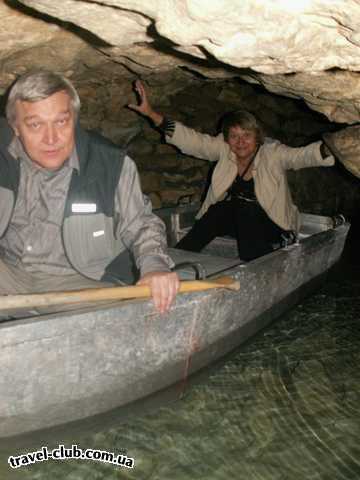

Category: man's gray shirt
[0, 136, 173, 277]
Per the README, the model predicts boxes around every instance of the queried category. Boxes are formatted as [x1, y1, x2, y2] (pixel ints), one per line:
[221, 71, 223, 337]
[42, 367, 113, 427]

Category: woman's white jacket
[166, 122, 335, 232]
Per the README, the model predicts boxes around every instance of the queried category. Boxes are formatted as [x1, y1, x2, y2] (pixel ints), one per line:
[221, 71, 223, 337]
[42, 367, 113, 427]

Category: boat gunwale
[0, 219, 350, 331]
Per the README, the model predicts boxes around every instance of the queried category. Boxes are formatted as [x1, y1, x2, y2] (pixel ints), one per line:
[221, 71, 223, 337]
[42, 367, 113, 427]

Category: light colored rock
[241, 70, 360, 124]
[13, 0, 360, 126]
[18, 0, 152, 45]
[0, 1, 106, 93]
[18, 0, 360, 74]
[0, 1, 58, 60]
[323, 126, 360, 178]
[1, 0, 359, 182]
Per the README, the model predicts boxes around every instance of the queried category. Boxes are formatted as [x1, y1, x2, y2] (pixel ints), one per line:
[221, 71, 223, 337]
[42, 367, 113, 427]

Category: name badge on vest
[71, 203, 97, 213]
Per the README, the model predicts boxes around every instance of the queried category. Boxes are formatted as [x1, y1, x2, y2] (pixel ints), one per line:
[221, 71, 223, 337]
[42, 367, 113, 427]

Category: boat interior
[0, 204, 344, 321]
[157, 203, 344, 280]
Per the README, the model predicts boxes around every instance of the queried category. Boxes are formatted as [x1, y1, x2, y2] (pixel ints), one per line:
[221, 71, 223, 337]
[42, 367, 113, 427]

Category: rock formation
[0, 0, 359, 213]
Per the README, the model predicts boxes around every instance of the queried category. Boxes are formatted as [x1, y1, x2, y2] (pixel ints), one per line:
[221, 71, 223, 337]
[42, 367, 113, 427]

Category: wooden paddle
[0, 276, 240, 311]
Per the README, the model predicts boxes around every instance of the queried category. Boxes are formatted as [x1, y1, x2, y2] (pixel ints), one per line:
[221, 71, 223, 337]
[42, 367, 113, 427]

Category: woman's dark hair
[221, 110, 264, 144]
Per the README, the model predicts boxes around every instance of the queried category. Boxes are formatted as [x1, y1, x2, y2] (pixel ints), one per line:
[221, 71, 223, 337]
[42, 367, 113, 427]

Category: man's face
[227, 126, 258, 161]
[13, 90, 76, 171]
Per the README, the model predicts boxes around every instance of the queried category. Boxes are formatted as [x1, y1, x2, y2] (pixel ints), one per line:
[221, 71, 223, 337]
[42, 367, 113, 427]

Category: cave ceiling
[1, 0, 360, 177]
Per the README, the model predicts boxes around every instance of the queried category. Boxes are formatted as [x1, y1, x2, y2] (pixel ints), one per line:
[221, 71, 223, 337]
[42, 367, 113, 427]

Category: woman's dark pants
[175, 200, 286, 261]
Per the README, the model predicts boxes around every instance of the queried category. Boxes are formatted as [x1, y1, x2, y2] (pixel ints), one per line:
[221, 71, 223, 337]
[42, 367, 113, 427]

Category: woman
[129, 81, 335, 261]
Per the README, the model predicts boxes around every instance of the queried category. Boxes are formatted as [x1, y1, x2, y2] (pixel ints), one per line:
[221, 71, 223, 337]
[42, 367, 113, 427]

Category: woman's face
[227, 126, 258, 161]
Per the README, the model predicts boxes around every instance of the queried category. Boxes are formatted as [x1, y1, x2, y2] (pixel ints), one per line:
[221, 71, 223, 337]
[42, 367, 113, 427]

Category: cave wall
[0, 0, 359, 220]
[72, 72, 359, 218]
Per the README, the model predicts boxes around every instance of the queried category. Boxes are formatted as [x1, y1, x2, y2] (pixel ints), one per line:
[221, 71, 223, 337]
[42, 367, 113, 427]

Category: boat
[0, 204, 350, 439]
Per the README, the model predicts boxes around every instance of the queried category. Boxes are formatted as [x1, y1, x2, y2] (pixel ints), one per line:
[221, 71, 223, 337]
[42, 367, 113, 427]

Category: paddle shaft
[0, 276, 240, 311]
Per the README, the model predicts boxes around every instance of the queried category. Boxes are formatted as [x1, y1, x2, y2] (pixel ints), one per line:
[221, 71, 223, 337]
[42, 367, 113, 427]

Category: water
[1, 227, 359, 480]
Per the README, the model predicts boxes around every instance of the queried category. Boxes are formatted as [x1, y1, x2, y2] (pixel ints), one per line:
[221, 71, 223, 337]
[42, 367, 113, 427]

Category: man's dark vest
[0, 118, 138, 284]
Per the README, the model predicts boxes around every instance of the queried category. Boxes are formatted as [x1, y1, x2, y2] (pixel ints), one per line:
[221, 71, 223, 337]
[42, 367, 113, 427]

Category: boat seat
[169, 248, 243, 280]
[299, 212, 337, 237]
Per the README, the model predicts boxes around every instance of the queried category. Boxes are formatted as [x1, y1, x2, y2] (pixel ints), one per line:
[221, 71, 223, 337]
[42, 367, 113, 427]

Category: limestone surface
[1, 0, 359, 180]
[323, 126, 360, 178]
[17, 0, 360, 74]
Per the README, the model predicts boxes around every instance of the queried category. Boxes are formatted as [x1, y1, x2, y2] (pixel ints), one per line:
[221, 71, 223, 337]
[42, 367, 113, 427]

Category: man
[0, 70, 179, 314]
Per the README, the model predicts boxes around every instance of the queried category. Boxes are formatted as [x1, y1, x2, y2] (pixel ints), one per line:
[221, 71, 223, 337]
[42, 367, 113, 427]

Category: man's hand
[128, 80, 164, 126]
[137, 271, 180, 314]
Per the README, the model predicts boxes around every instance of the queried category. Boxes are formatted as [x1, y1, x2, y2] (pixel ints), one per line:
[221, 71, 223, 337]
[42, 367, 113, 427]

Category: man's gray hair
[6, 70, 81, 125]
